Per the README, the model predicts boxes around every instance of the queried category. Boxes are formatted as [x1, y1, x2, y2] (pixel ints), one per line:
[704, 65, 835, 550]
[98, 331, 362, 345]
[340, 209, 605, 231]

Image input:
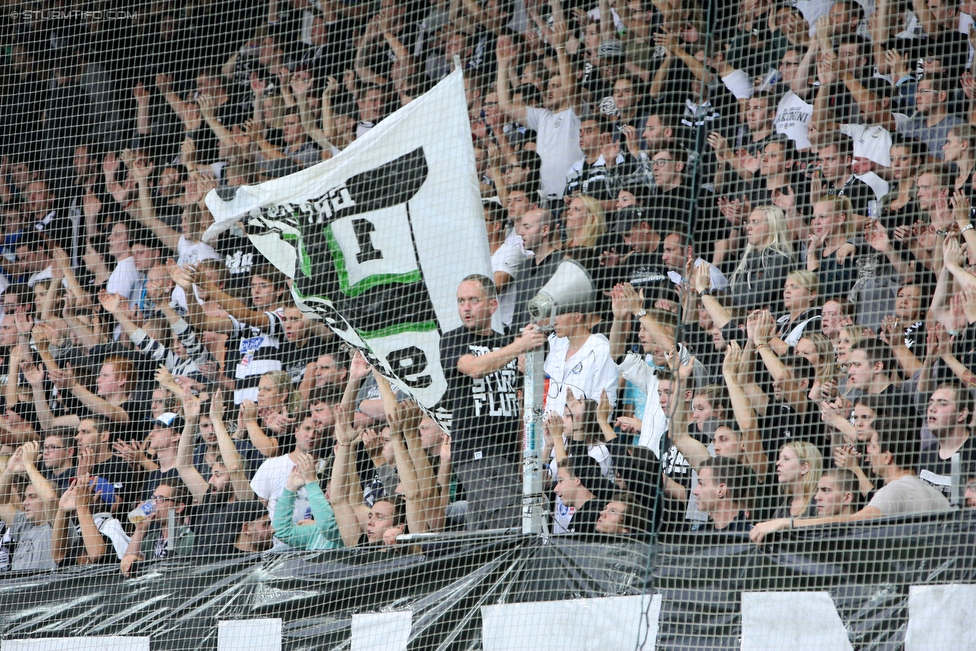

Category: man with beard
[176, 391, 274, 559]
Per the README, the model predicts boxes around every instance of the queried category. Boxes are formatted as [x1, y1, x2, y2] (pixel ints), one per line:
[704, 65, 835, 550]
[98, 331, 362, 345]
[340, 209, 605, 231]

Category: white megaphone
[527, 259, 596, 329]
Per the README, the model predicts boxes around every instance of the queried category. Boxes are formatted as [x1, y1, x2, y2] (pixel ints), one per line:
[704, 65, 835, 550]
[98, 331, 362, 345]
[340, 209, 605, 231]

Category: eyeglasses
[151, 495, 174, 504]
[652, 158, 674, 167]
[43, 444, 66, 451]
[916, 88, 939, 94]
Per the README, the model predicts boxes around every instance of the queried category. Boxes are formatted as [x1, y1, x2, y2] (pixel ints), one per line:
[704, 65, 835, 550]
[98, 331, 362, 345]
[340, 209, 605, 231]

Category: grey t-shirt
[9, 510, 56, 571]
[868, 475, 952, 516]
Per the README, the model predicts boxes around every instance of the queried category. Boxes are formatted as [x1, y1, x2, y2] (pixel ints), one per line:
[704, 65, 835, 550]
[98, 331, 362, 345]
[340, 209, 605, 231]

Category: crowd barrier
[1, 511, 975, 650]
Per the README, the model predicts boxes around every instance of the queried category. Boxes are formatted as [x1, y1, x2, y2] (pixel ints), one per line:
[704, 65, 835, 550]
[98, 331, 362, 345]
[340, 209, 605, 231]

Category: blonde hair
[839, 324, 864, 349]
[262, 370, 302, 415]
[730, 206, 795, 288]
[798, 332, 837, 384]
[570, 194, 606, 248]
[787, 269, 820, 303]
[779, 440, 823, 514]
[814, 195, 854, 239]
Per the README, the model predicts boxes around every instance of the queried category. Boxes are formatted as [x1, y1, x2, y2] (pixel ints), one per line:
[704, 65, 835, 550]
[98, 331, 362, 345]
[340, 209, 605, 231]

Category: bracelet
[755, 342, 770, 350]
[962, 223, 974, 233]
[936, 229, 948, 237]
[698, 288, 711, 298]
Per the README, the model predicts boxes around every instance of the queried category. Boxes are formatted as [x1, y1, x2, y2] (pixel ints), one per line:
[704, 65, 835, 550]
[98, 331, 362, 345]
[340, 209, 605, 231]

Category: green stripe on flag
[325, 224, 423, 297]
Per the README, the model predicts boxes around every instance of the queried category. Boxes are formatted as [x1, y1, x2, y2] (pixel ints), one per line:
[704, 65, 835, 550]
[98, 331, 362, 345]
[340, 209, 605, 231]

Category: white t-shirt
[856, 171, 889, 202]
[491, 233, 531, 326]
[524, 106, 583, 200]
[618, 348, 689, 455]
[250, 454, 311, 525]
[176, 235, 221, 267]
[107, 256, 140, 299]
[774, 91, 814, 151]
[543, 332, 620, 417]
[841, 116, 909, 167]
[172, 236, 222, 310]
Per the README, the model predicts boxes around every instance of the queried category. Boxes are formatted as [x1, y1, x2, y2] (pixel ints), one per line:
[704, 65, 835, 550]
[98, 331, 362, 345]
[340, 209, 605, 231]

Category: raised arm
[176, 393, 211, 501]
[693, 263, 732, 329]
[496, 36, 528, 126]
[292, 74, 335, 153]
[723, 342, 768, 477]
[211, 391, 254, 501]
[331, 404, 365, 547]
[239, 400, 279, 459]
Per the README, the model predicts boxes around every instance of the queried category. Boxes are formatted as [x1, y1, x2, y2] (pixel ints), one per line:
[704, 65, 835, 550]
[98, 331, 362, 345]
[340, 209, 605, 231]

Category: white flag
[203, 68, 490, 428]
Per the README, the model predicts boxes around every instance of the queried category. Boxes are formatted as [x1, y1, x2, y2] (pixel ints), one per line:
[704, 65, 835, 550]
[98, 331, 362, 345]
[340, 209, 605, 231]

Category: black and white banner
[203, 69, 489, 427]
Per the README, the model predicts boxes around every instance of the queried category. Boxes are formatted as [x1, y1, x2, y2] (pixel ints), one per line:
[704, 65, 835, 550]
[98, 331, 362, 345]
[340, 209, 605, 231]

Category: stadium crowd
[1, 0, 976, 573]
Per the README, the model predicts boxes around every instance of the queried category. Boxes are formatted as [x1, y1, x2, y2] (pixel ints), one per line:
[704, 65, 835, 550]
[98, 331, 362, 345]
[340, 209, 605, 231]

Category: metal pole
[522, 347, 546, 534]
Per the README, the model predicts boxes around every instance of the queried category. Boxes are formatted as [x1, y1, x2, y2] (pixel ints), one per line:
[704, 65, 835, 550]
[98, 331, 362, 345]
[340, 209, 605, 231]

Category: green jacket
[272, 482, 343, 550]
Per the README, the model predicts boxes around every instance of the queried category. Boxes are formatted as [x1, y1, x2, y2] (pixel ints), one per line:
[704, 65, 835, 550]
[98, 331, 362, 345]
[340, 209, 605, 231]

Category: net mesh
[0, 0, 974, 648]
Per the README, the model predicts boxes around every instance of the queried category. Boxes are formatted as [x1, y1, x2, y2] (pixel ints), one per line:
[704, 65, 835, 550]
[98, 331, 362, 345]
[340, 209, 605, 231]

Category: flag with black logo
[203, 68, 489, 430]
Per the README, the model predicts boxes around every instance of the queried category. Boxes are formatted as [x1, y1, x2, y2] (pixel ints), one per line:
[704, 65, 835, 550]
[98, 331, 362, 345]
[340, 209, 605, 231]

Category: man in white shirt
[250, 416, 330, 527]
[496, 17, 583, 204]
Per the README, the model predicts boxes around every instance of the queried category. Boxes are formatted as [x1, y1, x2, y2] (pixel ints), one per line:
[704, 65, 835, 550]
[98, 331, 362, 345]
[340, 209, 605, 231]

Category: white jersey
[544, 332, 620, 417]
[774, 91, 813, 151]
[524, 106, 583, 200]
[491, 233, 531, 326]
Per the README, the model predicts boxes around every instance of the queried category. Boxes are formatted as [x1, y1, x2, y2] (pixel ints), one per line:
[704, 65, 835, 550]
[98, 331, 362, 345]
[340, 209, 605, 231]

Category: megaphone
[527, 259, 596, 327]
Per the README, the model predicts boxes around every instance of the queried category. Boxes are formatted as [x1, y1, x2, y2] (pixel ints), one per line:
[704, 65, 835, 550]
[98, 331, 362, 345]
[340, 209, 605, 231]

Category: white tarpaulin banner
[203, 68, 489, 427]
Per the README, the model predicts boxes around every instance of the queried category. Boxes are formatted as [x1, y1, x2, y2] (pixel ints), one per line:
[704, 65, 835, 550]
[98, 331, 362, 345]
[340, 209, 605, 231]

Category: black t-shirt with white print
[439, 326, 521, 464]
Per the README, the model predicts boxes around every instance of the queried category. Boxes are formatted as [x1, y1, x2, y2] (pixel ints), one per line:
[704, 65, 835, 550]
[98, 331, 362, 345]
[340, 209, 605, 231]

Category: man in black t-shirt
[691, 457, 754, 533]
[439, 274, 545, 531]
[278, 305, 330, 386]
[75, 417, 140, 515]
[919, 383, 976, 500]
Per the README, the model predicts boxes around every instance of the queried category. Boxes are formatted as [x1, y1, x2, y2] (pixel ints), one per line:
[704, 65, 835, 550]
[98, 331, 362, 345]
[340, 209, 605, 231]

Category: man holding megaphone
[440, 274, 547, 532]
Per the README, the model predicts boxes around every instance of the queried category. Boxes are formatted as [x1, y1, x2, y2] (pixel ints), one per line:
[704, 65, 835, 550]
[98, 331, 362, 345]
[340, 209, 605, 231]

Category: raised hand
[133, 82, 150, 106]
[264, 408, 295, 434]
[349, 350, 371, 380]
[544, 410, 563, 441]
[20, 440, 39, 467]
[249, 71, 267, 98]
[48, 364, 76, 389]
[291, 71, 312, 98]
[596, 390, 612, 425]
[97, 290, 125, 314]
[59, 484, 78, 512]
[879, 315, 901, 346]
[113, 439, 147, 467]
[22, 363, 45, 388]
[864, 220, 891, 252]
[239, 400, 258, 422]
[285, 462, 307, 492]
[210, 389, 225, 422]
[154, 73, 174, 95]
[298, 452, 319, 484]
[722, 340, 743, 378]
[833, 444, 862, 471]
[182, 389, 202, 422]
[496, 34, 518, 63]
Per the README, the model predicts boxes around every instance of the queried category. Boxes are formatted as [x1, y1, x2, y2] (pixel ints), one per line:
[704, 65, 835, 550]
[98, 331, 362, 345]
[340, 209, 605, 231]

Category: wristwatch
[961, 223, 974, 234]
[634, 309, 646, 319]
[698, 288, 711, 298]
